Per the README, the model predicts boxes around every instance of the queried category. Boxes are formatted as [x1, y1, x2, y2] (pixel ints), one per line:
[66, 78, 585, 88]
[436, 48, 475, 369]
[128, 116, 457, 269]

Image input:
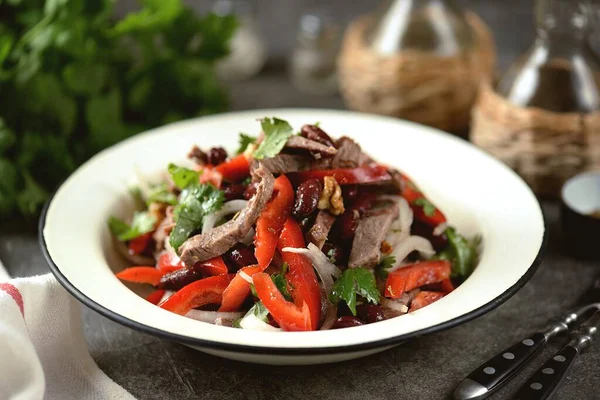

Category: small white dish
[40, 109, 546, 365]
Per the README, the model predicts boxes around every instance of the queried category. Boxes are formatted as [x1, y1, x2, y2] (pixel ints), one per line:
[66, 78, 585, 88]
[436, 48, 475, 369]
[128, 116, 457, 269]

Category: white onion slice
[385, 196, 413, 248]
[241, 227, 255, 246]
[239, 270, 253, 284]
[320, 305, 338, 330]
[433, 222, 448, 237]
[388, 236, 435, 273]
[202, 200, 249, 234]
[158, 290, 174, 304]
[381, 298, 409, 314]
[282, 243, 341, 294]
[239, 313, 281, 331]
[185, 310, 244, 324]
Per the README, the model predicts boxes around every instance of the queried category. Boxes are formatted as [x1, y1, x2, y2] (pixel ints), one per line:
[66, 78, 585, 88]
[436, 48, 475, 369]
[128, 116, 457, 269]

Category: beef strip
[250, 154, 310, 176]
[331, 137, 364, 168]
[285, 136, 337, 158]
[348, 201, 399, 269]
[305, 210, 336, 249]
[179, 163, 275, 266]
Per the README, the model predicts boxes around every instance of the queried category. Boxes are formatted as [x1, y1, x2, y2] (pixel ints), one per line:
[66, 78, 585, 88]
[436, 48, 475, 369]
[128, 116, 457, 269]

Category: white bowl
[40, 109, 546, 365]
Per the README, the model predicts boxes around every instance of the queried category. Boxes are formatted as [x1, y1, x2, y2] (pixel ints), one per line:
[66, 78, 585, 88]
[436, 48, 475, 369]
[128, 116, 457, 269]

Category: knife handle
[453, 332, 547, 400]
[512, 345, 578, 400]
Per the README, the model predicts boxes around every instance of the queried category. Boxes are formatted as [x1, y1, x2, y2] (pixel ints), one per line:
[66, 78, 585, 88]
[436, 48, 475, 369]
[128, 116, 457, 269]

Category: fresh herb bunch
[0, 0, 237, 219]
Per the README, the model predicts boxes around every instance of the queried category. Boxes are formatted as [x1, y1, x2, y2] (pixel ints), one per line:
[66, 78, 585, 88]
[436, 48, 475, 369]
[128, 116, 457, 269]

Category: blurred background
[1, 0, 599, 222]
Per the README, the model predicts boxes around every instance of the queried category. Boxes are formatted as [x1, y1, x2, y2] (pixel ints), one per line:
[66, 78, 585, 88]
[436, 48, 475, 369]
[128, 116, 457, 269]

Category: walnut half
[317, 176, 345, 216]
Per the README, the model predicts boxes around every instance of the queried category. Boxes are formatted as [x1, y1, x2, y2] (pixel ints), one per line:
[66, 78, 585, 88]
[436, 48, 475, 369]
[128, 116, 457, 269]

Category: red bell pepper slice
[399, 173, 447, 226]
[128, 232, 153, 255]
[159, 274, 233, 315]
[277, 217, 321, 330]
[146, 290, 166, 305]
[384, 260, 452, 299]
[157, 252, 184, 273]
[195, 256, 229, 276]
[409, 291, 445, 312]
[116, 267, 164, 286]
[215, 154, 250, 182]
[252, 272, 312, 331]
[440, 278, 455, 294]
[254, 175, 294, 268]
[288, 165, 392, 186]
[219, 264, 263, 312]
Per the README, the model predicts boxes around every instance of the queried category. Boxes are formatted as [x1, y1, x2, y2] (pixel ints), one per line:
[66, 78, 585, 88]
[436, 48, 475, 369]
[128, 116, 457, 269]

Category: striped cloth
[0, 261, 135, 400]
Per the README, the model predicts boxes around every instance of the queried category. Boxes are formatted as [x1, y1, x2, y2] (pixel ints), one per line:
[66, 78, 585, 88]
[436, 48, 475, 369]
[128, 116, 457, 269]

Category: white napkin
[0, 260, 135, 400]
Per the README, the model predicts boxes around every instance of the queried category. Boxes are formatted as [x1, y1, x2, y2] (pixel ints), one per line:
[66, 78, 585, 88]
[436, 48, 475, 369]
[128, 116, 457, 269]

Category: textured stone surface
[3, 1, 600, 399]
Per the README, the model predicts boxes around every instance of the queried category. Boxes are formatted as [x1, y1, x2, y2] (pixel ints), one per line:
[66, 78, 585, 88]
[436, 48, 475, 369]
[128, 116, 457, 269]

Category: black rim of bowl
[39, 191, 548, 356]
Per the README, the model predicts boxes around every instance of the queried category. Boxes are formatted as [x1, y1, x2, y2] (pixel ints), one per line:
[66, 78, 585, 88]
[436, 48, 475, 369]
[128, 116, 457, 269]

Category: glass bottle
[366, 0, 476, 56]
[213, 0, 268, 81]
[289, 11, 340, 96]
[497, 0, 600, 112]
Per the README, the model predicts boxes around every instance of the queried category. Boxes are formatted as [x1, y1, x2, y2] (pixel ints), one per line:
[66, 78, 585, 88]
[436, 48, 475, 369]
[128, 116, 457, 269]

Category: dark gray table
[3, 1, 600, 399]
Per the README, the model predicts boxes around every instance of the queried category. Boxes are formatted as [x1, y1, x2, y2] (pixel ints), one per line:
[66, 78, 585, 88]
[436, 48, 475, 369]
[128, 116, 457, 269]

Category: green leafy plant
[0, 0, 237, 219]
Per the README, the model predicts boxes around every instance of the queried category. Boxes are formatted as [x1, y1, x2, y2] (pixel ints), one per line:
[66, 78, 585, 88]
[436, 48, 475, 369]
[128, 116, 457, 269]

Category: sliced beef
[300, 124, 335, 148]
[305, 210, 336, 249]
[179, 164, 275, 266]
[331, 137, 364, 168]
[251, 154, 310, 176]
[285, 135, 337, 158]
[348, 202, 399, 269]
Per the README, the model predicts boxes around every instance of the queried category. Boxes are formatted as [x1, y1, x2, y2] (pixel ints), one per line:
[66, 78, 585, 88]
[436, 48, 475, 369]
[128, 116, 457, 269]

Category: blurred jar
[213, 0, 268, 81]
[471, 0, 600, 196]
[289, 12, 341, 96]
[338, 0, 495, 134]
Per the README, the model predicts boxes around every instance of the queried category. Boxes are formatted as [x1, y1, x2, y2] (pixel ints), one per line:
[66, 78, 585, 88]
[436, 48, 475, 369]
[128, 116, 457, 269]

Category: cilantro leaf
[168, 163, 200, 189]
[253, 118, 294, 160]
[147, 183, 178, 205]
[375, 255, 396, 280]
[436, 227, 479, 278]
[414, 197, 436, 217]
[233, 301, 269, 328]
[329, 268, 381, 316]
[235, 133, 256, 155]
[271, 263, 292, 301]
[169, 183, 224, 252]
[108, 211, 156, 241]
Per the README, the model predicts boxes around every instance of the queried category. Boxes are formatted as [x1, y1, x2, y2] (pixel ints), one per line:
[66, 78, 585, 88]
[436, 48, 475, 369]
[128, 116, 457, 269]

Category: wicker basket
[471, 82, 600, 196]
[337, 12, 496, 134]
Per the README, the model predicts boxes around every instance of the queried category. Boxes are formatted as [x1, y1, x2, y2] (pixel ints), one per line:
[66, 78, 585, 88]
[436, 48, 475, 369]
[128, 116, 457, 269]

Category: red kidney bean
[338, 208, 359, 239]
[300, 125, 335, 148]
[207, 147, 227, 165]
[224, 243, 257, 271]
[411, 220, 449, 251]
[293, 179, 323, 217]
[356, 304, 386, 324]
[243, 182, 258, 200]
[187, 145, 207, 165]
[332, 316, 364, 329]
[342, 185, 358, 205]
[158, 268, 203, 290]
[223, 183, 247, 201]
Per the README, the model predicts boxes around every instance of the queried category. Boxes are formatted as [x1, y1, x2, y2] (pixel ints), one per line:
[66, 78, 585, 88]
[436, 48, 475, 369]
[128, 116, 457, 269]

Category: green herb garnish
[236, 133, 257, 155]
[414, 197, 436, 217]
[147, 183, 178, 205]
[253, 118, 294, 160]
[375, 255, 396, 280]
[435, 227, 480, 278]
[108, 211, 156, 241]
[272, 263, 292, 301]
[329, 267, 381, 316]
[168, 164, 200, 190]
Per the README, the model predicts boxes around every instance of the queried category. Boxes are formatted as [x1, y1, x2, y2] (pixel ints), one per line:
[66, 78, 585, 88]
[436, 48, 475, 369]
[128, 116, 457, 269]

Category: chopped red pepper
[409, 291, 445, 312]
[399, 173, 447, 226]
[159, 274, 233, 315]
[199, 167, 223, 188]
[440, 278, 455, 294]
[219, 264, 263, 312]
[116, 267, 163, 286]
[157, 252, 184, 273]
[288, 165, 392, 186]
[128, 232, 153, 255]
[146, 290, 166, 305]
[254, 175, 294, 268]
[215, 154, 250, 182]
[252, 272, 312, 331]
[384, 260, 452, 299]
[277, 217, 321, 330]
[195, 256, 229, 276]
